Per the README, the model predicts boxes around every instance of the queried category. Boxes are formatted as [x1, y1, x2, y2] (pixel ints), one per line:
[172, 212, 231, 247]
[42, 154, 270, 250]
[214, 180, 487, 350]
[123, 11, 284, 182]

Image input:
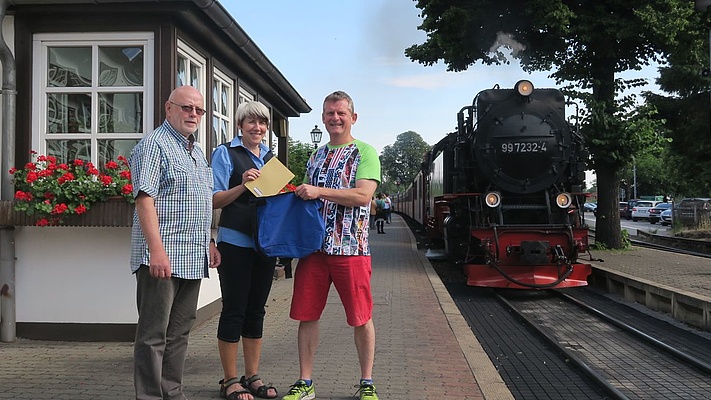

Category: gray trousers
[134, 265, 201, 400]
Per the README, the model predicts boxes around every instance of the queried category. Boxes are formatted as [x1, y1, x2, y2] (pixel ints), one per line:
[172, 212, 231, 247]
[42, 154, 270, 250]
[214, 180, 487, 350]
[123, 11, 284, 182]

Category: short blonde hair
[235, 101, 270, 127]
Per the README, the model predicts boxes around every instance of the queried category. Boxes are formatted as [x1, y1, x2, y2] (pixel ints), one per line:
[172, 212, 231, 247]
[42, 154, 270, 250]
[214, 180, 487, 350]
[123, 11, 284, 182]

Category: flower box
[0, 198, 133, 227]
[0, 200, 222, 228]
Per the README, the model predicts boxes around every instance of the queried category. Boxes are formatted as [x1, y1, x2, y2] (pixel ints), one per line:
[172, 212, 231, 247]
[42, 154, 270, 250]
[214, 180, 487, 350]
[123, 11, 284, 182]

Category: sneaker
[282, 380, 315, 400]
[354, 382, 379, 400]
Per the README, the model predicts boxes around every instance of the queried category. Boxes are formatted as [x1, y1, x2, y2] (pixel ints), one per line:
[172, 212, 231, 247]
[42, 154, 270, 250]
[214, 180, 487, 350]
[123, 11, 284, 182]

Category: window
[238, 86, 255, 105]
[33, 32, 154, 167]
[177, 40, 207, 152]
[212, 68, 233, 150]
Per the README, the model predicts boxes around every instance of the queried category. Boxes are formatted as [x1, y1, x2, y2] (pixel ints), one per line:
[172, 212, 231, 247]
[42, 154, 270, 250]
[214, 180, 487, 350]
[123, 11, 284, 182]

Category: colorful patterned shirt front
[129, 120, 214, 279]
[304, 139, 380, 256]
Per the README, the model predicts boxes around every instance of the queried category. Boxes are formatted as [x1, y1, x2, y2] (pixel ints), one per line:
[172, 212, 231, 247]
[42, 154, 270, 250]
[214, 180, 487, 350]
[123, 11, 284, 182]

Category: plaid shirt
[129, 120, 214, 279]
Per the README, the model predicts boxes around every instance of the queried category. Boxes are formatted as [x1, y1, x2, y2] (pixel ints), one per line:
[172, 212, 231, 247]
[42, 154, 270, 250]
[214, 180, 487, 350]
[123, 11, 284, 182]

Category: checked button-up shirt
[129, 120, 214, 279]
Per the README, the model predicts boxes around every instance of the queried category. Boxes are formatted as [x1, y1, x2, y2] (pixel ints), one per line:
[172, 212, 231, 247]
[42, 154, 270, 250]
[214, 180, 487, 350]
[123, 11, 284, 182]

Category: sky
[221, 0, 660, 178]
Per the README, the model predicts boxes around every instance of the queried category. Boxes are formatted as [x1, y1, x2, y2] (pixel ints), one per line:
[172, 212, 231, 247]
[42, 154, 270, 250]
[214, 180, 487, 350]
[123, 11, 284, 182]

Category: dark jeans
[216, 242, 276, 342]
[134, 265, 201, 400]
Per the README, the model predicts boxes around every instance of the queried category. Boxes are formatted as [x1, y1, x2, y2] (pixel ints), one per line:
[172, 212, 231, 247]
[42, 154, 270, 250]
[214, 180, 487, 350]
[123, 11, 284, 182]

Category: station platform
[587, 241, 711, 332]
[0, 215, 512, 400]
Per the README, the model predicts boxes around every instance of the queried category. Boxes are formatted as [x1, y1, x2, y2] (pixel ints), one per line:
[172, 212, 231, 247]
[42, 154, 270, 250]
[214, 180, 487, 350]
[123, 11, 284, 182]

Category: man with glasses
[129, 85, 221, 400]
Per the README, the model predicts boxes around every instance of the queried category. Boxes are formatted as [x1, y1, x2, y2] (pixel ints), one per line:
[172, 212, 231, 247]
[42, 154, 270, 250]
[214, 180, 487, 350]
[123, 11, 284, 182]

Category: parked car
[583, 202, 597, 213]
[648, 202, 672, 224]
[675, 198, 711, 227]
[623, 199, 641, 220]
[619, 201, 627, 218]
[631, 200, 660, 221]
[660, 209, 672, 226]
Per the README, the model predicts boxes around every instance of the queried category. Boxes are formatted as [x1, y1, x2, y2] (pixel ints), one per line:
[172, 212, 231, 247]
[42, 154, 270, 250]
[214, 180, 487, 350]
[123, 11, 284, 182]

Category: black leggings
[216, 242, 276, 342]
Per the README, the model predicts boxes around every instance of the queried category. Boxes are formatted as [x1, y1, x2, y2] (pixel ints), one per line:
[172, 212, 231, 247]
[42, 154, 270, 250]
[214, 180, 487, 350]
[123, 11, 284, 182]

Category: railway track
[407, 213, 711, 398]
[588, 230, 711, 259]
[497, 289, 711, 399]
[629, 236, 711, 258]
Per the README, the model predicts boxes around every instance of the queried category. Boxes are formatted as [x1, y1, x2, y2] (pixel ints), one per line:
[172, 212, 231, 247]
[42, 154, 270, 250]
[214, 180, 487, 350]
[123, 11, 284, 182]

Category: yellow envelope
[244, 157, 295, 197]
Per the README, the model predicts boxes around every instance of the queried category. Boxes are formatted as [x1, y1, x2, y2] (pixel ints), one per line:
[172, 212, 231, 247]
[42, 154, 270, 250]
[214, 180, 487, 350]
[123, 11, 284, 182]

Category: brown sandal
[219, 377, 253, 400]
[240, 374, 278, 399]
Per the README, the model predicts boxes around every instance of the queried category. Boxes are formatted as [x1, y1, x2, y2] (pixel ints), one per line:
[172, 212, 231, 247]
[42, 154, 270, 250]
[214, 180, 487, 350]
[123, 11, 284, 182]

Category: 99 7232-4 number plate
[500, 141, 548, 153]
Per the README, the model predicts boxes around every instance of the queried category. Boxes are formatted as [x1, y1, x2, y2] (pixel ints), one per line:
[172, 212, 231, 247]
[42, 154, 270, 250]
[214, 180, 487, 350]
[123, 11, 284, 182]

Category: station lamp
[310, 125, 323, 149]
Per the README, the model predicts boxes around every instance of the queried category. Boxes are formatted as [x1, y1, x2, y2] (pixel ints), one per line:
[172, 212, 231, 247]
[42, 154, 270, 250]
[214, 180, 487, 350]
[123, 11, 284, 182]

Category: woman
[211, 101, 278, 400]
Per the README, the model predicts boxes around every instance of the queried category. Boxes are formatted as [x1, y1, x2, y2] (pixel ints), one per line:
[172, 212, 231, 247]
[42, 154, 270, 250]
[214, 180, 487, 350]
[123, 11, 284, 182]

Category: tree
[286, 138, 314, 185]
[380, 131, 430, 193]
[642, 12, 711, 198]
[405, 0, 696, 248]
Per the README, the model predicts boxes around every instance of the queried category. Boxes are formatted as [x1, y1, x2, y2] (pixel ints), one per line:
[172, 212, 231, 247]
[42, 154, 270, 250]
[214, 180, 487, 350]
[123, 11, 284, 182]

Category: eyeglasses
[169, 101, 206, 116]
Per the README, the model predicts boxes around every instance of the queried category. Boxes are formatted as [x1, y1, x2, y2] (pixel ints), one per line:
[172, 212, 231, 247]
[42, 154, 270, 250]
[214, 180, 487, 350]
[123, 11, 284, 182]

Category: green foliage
[380, 131, 430, 190]
[640, 7, 711, 198]
[590, 241, 607, 251]
[407, 1, 681, 79]
[621, 228, 631, 249]
[286, 138, 315, 185]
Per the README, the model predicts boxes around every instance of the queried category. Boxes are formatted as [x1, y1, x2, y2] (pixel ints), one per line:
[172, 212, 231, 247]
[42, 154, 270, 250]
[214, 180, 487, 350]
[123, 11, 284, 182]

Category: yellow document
[244, 157, 295, 197]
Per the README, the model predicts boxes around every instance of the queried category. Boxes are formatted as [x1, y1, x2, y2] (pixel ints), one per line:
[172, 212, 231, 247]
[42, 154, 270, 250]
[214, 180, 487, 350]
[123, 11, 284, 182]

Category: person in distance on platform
[285, 91, 381, 400]
[383, 193, 392, 224]
[129, 85, 221, 400]
[369, 196, 378, 230]
[211, 101, 279, 400]
[374, 193, 386, 234]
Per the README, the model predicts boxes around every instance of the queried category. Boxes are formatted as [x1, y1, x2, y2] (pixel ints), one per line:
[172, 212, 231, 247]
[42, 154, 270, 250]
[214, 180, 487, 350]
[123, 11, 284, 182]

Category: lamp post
[310, 125, 322, 149]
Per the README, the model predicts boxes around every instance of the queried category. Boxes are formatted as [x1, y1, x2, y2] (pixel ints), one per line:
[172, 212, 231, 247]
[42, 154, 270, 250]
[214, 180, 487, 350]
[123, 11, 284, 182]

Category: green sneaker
[354, 382, 379, 400]
[282, 380, 315, 400]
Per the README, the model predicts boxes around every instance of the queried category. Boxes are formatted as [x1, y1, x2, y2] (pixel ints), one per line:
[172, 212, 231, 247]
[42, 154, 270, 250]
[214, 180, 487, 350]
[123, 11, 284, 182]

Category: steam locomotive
[393, 80, 592, 289]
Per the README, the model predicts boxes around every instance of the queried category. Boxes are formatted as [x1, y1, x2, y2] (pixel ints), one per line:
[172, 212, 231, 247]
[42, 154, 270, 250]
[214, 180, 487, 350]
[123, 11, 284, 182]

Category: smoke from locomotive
[393, 80, 592, 289]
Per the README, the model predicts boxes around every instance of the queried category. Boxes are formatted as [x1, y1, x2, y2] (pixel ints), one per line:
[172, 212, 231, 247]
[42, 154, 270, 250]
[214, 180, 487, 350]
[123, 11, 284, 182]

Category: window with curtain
[177, 40, 207, 152]
[212, 68, 233, 151]
[33, 32, 154, 168]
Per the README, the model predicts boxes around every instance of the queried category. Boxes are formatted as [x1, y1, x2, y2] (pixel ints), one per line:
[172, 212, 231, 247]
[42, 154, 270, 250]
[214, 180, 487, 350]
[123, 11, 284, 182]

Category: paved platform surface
[0, 215, 511, 400]
[2, 216, 708, 400]
[589, 243, 711, 301]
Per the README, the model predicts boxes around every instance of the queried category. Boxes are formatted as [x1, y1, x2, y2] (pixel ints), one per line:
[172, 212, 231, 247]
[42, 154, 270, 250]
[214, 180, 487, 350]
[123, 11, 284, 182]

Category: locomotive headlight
[554, 192, 572, 208]
[484, 192, 501, 208]
[515, 80, 534, 97]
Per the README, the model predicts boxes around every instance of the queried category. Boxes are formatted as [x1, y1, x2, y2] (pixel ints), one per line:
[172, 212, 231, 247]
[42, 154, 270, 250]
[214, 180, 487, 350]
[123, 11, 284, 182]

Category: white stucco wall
[15, 226, 221, 324]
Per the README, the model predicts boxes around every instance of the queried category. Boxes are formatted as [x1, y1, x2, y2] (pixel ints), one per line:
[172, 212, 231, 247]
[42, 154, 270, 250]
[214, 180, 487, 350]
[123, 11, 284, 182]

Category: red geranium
[10, 151, 134, 226]
[280, 183, 298, 193]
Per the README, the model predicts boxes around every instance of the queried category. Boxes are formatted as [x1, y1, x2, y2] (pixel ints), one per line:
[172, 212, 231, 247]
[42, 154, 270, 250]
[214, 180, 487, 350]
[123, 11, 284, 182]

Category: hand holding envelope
[244, 157, 295, 197]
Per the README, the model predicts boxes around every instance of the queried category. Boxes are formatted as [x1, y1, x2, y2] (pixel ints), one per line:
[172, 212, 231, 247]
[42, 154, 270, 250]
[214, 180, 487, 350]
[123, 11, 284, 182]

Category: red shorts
[290, 252, 373, 327]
